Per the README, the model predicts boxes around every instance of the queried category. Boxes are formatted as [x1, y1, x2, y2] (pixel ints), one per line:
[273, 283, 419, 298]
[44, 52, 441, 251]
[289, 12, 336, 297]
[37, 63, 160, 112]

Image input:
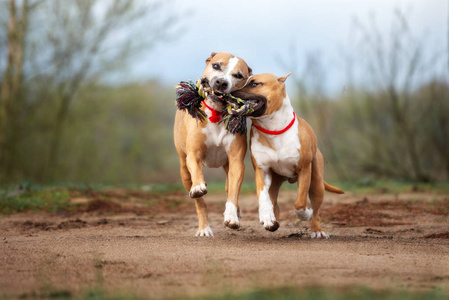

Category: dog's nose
[214, 79, 229, 92]
[220, 81, 228, 90]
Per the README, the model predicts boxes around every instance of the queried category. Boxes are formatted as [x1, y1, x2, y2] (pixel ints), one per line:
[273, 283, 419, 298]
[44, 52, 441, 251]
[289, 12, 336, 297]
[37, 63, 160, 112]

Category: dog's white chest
[202, 121, 234, 168]
[251, 121, 301, 178]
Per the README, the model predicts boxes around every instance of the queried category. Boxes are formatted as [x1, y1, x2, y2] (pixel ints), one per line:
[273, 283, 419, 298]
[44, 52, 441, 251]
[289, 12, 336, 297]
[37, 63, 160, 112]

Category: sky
[126, 0, 448, 95]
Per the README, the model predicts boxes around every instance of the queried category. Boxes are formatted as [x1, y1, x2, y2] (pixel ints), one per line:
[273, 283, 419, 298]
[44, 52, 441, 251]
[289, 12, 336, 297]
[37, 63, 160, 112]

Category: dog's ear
[278, 72, 292, 83]
[248, 66, 253, 76]
[205, 52, 217, 64]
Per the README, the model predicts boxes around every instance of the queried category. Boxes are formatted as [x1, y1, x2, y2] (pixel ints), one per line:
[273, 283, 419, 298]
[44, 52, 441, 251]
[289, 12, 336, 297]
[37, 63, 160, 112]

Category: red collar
[252, 111, 296, 135]
[203, 101, 222, 123]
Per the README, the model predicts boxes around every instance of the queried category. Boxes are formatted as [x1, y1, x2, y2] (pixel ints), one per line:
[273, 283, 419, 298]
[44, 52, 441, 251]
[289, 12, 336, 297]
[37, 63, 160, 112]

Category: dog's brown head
[201, 52, 253, 101]
[232, 72, 291, 117]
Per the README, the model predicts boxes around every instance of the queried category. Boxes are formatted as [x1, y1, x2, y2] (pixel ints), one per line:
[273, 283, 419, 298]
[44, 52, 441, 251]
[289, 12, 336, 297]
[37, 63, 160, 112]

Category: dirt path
[1, 191, 448, 299]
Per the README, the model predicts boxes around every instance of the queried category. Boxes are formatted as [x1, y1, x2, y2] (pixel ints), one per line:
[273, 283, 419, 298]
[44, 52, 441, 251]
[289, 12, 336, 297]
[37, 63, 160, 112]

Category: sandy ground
[0, 189, 448, 299]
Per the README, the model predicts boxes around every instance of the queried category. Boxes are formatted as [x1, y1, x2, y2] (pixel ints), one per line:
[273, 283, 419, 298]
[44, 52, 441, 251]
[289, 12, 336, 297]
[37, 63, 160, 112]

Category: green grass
[1, 179, 448, 215]
[10, 288, 140, 300]
[333, 179, 449, 194]
[0, 187, 70, 214]
[208, 179, 449, 195]
[7, 286, 448, 300]
[198, 287, 449, 300]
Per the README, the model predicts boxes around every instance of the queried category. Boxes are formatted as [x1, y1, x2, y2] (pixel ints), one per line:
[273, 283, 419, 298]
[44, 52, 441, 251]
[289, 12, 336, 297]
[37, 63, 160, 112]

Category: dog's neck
[251, 94, 295, 132]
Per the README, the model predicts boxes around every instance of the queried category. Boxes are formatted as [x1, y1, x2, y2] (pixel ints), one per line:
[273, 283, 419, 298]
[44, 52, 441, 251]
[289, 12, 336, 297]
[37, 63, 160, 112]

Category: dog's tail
[324, 181, 344, 194]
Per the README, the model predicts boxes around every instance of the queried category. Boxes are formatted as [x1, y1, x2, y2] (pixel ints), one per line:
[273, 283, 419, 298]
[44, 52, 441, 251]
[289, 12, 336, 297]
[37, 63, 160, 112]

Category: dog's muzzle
[210, 76, 230, 94]
[231, 91, 267, 117]
[201, 77, 230, 104]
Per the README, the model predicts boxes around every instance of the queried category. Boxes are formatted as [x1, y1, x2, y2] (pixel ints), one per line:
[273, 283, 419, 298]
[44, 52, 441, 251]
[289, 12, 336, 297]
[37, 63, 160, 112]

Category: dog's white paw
[295, 208, 313, 221]
[223, 202, 240, 229]
[259, 195, 279, 231]
[259, 209, 279, 232]
[189, 183, 207, 198]
[311, 231, 329, 239]
[195, 225, 214, 237]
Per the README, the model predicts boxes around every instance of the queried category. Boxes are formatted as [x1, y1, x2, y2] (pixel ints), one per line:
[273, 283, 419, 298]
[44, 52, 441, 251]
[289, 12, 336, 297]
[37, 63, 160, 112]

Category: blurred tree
[352, 9, 446, 181]
[278, 8, 448, 182]
[0, 0, 178, 182]
[0, 0, 34, 175]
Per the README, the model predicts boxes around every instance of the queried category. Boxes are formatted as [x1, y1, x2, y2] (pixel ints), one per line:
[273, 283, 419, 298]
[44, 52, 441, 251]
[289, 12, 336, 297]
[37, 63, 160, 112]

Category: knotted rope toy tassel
[220, 94, 258, 135]
[175, 80, 207, 122]
[175, 79, 260, 134]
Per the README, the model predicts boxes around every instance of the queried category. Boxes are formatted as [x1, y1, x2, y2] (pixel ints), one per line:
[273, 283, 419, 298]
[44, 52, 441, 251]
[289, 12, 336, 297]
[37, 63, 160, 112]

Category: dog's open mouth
[201, 78, 227, 104]
[230, 90, 267, 117]
[207, 90, 227, 104]
[201, 77, 267, 117]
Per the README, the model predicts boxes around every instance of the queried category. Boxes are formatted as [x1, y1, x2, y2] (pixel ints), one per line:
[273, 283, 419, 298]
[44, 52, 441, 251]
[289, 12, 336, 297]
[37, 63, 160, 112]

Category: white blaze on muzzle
[214, 56, 240, 94]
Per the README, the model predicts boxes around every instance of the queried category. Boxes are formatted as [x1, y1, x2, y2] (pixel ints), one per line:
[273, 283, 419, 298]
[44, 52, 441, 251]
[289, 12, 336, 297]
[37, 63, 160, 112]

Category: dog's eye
[233, 73, 243, 79]
[250, 82, 259, 87]
[212, 63, 220, 70]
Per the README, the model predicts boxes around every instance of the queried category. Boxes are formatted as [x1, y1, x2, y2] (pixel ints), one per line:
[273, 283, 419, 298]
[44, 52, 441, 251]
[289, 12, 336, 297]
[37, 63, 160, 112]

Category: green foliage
[0, 1, 179, 184]
[54, 81, 178, 183]
[293, 80, 449, 182]
[0, 4, 447, 185]
[0, 187, 70, 214]
[3, 81, 179, 184]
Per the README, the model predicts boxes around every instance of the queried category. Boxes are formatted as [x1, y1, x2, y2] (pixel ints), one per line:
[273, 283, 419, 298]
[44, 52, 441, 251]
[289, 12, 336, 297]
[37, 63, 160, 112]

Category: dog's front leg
[254, 166, 279, 231]
[179, 154, 212, 236]
[223, 150, 245, 230]
[194, 197, 213, 236]
[186, 152, 207, 198]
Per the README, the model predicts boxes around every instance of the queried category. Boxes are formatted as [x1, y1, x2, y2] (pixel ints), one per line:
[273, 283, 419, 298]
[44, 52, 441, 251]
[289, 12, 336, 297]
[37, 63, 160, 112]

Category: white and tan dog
[233, 73, 344, 239]
[174, 52, 252, 237]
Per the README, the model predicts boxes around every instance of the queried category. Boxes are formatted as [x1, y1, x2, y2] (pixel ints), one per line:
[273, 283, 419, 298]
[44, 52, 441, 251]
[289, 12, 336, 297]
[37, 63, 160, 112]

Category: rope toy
[220, 95, 259, 135]
[175, 79, 258, 135]
[175, 80, 208, 122]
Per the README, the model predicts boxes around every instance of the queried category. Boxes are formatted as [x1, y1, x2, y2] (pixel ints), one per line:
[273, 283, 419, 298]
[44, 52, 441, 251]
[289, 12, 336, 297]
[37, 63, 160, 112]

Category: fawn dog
[174, 52, 253, 236]
[232, 73, 343, 238]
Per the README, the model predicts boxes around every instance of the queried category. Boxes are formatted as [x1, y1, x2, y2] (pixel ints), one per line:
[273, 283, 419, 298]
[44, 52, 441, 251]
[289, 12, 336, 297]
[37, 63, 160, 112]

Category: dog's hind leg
[294, 163, 313, 221]
[308, 149, 328, 239]
[269, 173, 283, 222]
